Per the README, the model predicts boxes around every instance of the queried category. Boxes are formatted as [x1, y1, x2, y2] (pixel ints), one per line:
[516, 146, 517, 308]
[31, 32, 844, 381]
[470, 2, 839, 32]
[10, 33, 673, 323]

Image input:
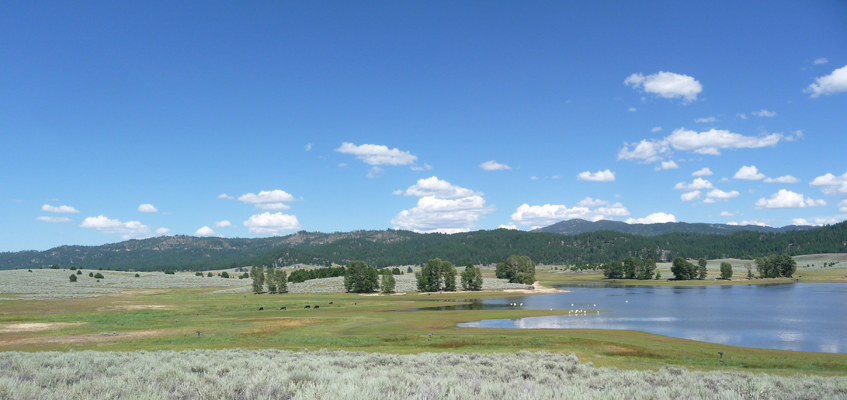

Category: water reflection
[456, 283, 847, 353]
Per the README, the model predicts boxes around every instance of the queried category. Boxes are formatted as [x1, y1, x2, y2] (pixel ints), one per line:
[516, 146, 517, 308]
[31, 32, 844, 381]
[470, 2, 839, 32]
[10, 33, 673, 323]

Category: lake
[456, 283, 847, 353]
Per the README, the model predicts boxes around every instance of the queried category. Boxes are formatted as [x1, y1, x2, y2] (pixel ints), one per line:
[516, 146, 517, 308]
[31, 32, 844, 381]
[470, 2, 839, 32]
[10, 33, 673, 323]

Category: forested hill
[532, 219, 817, 236]
[2, 222, 846, 271]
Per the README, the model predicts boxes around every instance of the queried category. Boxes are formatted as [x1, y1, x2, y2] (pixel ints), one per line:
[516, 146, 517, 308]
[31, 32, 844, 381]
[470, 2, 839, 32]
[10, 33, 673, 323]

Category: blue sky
[2, 1, 846, 251]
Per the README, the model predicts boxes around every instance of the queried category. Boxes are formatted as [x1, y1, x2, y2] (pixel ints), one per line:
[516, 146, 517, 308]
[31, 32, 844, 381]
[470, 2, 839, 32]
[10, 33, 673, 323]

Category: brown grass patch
[0, 329, 183, 346]
[0, 322, 86, 333]
[240, 319, 322, 336]
[97, 304, 174, 312]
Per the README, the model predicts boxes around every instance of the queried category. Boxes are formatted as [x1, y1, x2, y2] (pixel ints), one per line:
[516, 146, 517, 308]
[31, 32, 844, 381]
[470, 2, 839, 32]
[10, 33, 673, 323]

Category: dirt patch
[503, 281, 570, 294]
[241, 319, 322, 336]
[0, 329, 183, 347]
[97, 305, 174, 312]
[0, 322, 86, 333]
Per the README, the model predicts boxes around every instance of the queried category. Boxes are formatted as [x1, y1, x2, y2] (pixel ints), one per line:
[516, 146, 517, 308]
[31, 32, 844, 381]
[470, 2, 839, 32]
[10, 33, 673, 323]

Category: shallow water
[456, 283, 847, 353]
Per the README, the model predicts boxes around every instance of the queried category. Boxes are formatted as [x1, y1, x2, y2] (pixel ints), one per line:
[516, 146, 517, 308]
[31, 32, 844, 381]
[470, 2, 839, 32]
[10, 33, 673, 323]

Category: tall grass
[0, 350, 844, 399]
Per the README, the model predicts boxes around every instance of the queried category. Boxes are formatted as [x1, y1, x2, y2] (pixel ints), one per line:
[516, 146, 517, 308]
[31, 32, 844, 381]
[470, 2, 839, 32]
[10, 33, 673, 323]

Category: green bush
[69, 274, 77, 282]
[221, 271, 229, 278]
[94, 272, 104, 279]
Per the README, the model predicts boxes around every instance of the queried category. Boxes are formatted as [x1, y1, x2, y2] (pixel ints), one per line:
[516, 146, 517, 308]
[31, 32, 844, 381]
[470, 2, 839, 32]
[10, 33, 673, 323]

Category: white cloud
[733, 166, 766, 181]
[625, 212, 676, 224]
[651, 127, 662, 133]
[79, 215, 151, 239]
[719, 211, 737, 217]
[243, 212, 302, 235]
[755, 189, 826, 209]
[695, 117, 716, 123]
[155, 227, 170, 235]
[816, 217, 840, 225]
[763, 175, 799, 183]
[335, 142, 417, 166]
[577, 169, 615, 182]
[255, 203, 291, 210]
[576, 197, 609, 207]
[396, 176, 482, 198]
[702, 198, 716, 204]
[509, 202, 630, 227]
[42, 204, 79, 213]
[707, 189, 740, 199]
[36, 216, 72, 223]
[674, 178, 714, 190]
[814, 58, 828, 65]
[410, 163, 433, 171]
[840, 199, 847, 212]
[367, 166, 384, 179]
[138, 204, 158, 213]
[391, 196, 495, 233]
[792, 218, 813, 226]
[655, 160, 679, 171]
[740, 220, 770, 227]
[805, 65, 847, 97]
[624, 71, 703, 103]
[617, 139, 670, 163]
[530, 176, 539, 180]
[737, 114, 748, 119]
[217, 193, 234, 200]
[215, 220, 232, 228]
[692, 168, 713, 177]
[785, 130, 804, 142]
[238, 190, 296, 207]
[338, 163, 348, 168]
[305, 143, 312, 151]
[666, 128, 782, 155]
[498, 224, 518, 230]
[195, 226, 219, 237]
[809, 172, 847, 195]
[681, 190, 702, 201]
[479, 160, 512, 171]
[752, 109, 776, 117]
[628, 107, 636, 112]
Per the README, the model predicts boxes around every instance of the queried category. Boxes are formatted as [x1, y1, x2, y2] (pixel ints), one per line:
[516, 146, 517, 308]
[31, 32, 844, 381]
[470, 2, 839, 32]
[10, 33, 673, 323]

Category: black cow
[329, 302, 333, 305]
[304, 305, 311, 309]
[280, 306, 287, 310]
[314, 305, 320, 309]
[259, 307, 263, 311]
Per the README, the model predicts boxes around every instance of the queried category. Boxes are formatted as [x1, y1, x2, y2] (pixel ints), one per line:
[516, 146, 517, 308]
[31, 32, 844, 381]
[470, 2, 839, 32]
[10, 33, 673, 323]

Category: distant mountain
[531, 219, 818, 236]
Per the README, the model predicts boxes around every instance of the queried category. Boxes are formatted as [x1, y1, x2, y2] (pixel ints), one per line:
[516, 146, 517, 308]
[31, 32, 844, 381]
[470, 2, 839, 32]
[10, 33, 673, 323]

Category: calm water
[455, 283, 847, 353]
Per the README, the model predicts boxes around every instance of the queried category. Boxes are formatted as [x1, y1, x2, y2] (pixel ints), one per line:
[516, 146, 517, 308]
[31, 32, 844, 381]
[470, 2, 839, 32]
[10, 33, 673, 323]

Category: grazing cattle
[196, 331, 202, 336]
[314, 305, 320, 309]
[329, 302, 333, 305]
[304, 305, 311, 309]
[259, 307, 263, 311]
[280, 306, 287, 310]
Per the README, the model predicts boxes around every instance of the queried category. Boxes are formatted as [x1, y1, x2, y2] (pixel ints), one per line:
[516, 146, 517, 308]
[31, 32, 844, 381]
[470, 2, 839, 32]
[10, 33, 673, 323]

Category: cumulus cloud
[243, 212, 302, 235]
[674, 178, 714, 190]
[707, 189, 740, 199]
[752, 109, 776, 117]
[624, 71, 702, 103]
[155, 227, 170, 235]
[763, 175, 799, 183]
[628, 107, 636, 112]
[238, 190, 296, 209]
[740, 220, 770, 227]
[805, 65, 847, 97]
[692, 168, 713, 177]
[814, 58, 828, 65]
[36, 216, 72, 223]
[395, 177, 482, 198]
[195, 226, 219, 237]
[719, 211, 737, 217]
[651, 127, 662, 133]
[840, 199, 847, 212]
[392, 196, 495, 233]
[138, 204, 158, 213]
[80, 215, 151, 239]
[217, 194, 234, 200]
[338, 163, 348, 168]
[625, 212, 677, 224]
[577, 169, 615, 182]
[733, 166, 766, 181]
[510, 202, 630, 227]
[498, 224, 518, 230]
[809, 172, 847, 195]
[702, 198, 716, 204]
[305, 143, 312, 151]
[681, 191, 701, 201]
[410, 163, 433, 171]
[695, 117, 716, 123]
[618, 128, 783, 162]
[737, 114, 748, 119]
[785, 130, 804, 142]
[367, 166, 384, 179]
[479, 160, 512, 171]
[792, 218, 813, 226]
[335, 142, 417, 166]
[42, 204, 79, 213]
[215, 220, 232, 228]
[530, 176, 539, 180]
[655, 161, 679, 171]
[755, 189, 826, 209]
[576, 197, 609, 207]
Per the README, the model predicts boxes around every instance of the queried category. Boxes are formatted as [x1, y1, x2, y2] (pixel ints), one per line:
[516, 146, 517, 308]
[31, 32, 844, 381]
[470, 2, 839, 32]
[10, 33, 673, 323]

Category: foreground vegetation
[2, 350, 845, 400]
